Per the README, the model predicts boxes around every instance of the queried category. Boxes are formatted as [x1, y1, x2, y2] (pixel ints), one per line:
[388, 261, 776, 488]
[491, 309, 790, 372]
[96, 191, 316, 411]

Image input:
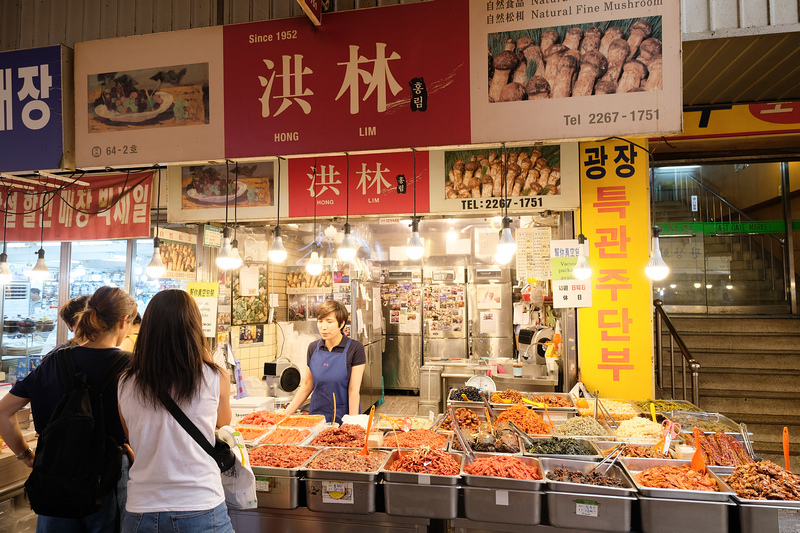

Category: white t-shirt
[118, 364, 224, 512]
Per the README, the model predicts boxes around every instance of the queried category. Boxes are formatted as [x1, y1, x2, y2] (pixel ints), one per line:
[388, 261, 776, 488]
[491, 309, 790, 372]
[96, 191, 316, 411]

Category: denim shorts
[122, 502, 233, 533]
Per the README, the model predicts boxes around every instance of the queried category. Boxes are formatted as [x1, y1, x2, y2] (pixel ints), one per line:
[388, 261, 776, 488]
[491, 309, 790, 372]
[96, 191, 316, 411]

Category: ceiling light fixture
[446, 226, 457, 242]
[405, 148, 424, 260]
[495, 143, 517, 265]
[27, 192, 50, 282]
[216, 161, 239, 270]
[228, 162, 243, 269]
[146, 167, 166, 279]
[337, 152, 357, 262]
[0, 187, 12, 284]
[573, 166, 591, 280]
[307, 158, 324, 275]
[269, 157, 288, 263]
[645, 225, 669, 280]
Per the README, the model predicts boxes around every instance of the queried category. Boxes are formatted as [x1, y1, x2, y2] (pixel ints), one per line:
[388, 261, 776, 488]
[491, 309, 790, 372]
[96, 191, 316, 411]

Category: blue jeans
[122, 502, 233, 533]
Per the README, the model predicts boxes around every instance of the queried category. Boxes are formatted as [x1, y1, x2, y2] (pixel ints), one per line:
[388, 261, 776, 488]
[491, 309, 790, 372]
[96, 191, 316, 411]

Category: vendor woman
[283, 300, 365, 424]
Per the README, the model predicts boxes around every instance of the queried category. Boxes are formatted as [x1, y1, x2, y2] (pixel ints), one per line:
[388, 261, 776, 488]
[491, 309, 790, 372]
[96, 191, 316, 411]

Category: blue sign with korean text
[0, 45, 67, 173]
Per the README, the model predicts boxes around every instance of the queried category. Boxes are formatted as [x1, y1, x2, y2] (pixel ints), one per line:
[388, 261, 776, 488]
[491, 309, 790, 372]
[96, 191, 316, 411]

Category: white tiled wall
[232, 323, 278, 378]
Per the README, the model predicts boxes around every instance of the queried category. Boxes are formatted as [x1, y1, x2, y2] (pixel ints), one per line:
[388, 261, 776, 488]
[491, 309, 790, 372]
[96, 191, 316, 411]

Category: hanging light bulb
[494, 249, 513, 265]
[146, 237, 166, 278]
[306, 245, 323, 276]
[229, 238, 244, 269]
[269, 226, 287, 263]
[645, 227, 669, 280]
[405, 218, 425, 260]
[216, 228, 239, 270]
[337, 222, 357, 261]
[573, 234, 592, 280]
[27, 248, 50, 281]
[496, 217, 517, 258]
[0, 253, 11, 285]
[447, 226, 457, 242]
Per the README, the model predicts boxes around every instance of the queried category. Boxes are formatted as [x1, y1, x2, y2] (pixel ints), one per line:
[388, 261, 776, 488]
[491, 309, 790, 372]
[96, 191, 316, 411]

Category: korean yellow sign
[668, 102, 800, 139]
[577, 138, 653, 399]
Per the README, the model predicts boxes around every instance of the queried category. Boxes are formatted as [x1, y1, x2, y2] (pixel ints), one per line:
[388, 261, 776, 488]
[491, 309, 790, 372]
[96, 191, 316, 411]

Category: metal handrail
[653, 299, 700, 406]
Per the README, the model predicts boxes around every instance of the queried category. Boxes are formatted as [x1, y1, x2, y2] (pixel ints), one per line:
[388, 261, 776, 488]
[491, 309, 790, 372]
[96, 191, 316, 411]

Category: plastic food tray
[638, 495, 733, 533]
[382, 480, 460, 519]
[540, 457, 638, 496]
[460, 452, 545, 490]
[523, 437, 602, 461]
[250, 445, 321, 477]
[463, 485, 542, 526]
[547, 490, 635, 532]
[304, 448, 390, 482]
[663, 410, 745, 436]
[381, 450, 463, 485]
[620, 457, 735, 501]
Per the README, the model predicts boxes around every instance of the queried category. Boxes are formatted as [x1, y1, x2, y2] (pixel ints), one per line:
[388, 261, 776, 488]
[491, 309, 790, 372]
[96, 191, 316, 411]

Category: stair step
[663, 333, 800, 351]
[723, 413, 800, 427]
[685, 352, 800, 370]
[700, 389, 800, 401]
[669, 316, 800, 333]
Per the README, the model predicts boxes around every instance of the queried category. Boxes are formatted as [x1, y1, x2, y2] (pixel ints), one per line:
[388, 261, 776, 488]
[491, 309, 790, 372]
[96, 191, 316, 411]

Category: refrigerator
[422, 267, 468, 360]
[467, 266, 514, 359]
[347, 279, 384, 412]
[380, 269, 422, 391]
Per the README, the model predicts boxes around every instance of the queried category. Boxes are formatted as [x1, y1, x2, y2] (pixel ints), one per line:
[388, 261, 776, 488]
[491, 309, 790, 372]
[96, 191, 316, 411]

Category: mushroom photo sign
[469, 0, 681, 144]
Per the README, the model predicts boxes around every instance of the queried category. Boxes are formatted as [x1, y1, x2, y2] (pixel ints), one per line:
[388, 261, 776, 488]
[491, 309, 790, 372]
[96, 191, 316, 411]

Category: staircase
[661, 315, 800, 470]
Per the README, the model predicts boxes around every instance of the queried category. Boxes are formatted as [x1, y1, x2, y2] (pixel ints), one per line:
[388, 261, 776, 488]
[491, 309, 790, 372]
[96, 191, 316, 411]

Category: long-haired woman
[0, 286, 137, 532]
[118, 289, 233, 533]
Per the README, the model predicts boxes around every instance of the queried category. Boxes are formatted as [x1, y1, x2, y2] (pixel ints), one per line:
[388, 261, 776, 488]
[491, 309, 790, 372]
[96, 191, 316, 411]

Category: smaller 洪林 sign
[470, 0, 681, 144]
[0, 45, 73, 173]
[296, 0, 322, 26]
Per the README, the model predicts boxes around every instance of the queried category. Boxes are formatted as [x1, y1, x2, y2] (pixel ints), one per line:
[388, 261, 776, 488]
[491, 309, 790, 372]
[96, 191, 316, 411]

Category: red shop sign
[223, 0, 470, 158]
[287, 152, 429, 218]
[1, 172, 153, 242]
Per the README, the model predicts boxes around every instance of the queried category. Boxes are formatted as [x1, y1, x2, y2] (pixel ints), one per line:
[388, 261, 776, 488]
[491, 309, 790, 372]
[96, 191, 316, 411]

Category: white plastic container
[231, 396, 275, 422]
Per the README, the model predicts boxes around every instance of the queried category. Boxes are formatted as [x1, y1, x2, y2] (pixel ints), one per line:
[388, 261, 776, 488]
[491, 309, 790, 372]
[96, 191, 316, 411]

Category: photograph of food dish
[444, 144, 561, 200]
[87, 62, 209, 132]
[181, 162, 274, 210]
[487, 17, 662, 103]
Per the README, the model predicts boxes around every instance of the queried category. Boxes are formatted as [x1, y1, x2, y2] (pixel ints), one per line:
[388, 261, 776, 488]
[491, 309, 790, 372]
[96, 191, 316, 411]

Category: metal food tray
[737, 500, 800, 533]
[373, 415, 434, 431]
[576, 398, 645, 420]
[547, 490, 635, 532]
[250, 445, 321, 477]
[380, 430, 451, 452]
[460, 452, 546, 490]
[305, 478, 378, 514]
[446, 387, 486, 408]
[382, 480, 460, 519]
[438, 405, 487, 433]
[638, 495, 733, 533]
[664, 410, 745, 436]
[381, 450, 463, 485]
[620, 457, 735, 501]
[540, 457, 638, 496]
[594, 440, 678, 460]
[732, 494, 800, 508]
[462, 485, 542, 526]
[254, 475, 302, 509]
[524, 392, 577, 411]
[631, 399, 702, 414]
[258, 426, 319, 447]
[304, 448, 390, 482]
[448, 435, 524, 455]
[551, 417, 617, 440]
[523, 437, 602, 461]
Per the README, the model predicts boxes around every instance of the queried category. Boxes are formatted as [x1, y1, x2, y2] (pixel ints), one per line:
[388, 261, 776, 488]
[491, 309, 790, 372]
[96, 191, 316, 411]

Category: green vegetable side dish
[633, 399, 702, 413]
[526, 437, 595, 456]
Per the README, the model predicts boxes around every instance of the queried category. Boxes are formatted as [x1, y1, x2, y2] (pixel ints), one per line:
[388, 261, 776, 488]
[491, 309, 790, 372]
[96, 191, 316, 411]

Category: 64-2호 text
[563, 109, 660, 126]
[461, 197, 543, 210]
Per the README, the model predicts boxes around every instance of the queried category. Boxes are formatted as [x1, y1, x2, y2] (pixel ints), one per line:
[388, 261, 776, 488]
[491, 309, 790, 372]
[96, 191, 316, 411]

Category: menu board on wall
[516, 226, 552, 282]
[468, 1, 681, 144]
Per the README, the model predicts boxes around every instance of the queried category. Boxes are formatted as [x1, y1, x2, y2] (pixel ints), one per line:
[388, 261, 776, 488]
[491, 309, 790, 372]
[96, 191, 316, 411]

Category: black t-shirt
[10, 346, 130, 445]
[306, 335, 366, 382]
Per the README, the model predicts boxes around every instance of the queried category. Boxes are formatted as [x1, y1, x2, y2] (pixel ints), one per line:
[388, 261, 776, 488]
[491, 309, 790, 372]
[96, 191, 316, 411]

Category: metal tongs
[740, 423, 756, 459]
[430, 413, 447, 432]
[449, 404, 476, 465]
[590, 443, 625, 475]
[479, 390, 497, 422]
[593, 390, 619, 429]
[507, 420, 536, 448]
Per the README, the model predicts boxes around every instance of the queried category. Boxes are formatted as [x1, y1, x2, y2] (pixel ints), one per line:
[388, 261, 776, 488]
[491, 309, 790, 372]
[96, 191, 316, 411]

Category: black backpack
[25, 348, 130, 519]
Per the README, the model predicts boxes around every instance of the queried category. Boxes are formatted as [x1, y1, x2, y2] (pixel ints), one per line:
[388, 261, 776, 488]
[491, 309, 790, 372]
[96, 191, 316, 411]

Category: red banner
[1, 172, 153, 242]
[223, 0, 470, 158]
[287, 152, 429, 218]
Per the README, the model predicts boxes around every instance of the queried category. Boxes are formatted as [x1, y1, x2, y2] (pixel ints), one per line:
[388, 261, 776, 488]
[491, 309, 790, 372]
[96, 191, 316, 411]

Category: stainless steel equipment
[422, 267, 467, 360]
[518, 325, 554, 364]
[351, 279, 384, 411]
[381, 269, 422, 391]
[263, 357, 301, 405]
[467, 266, 514, 359]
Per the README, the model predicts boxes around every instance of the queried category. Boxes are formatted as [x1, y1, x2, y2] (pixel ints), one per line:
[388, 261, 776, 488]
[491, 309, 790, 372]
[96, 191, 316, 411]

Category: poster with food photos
[156, 228, 197, 281]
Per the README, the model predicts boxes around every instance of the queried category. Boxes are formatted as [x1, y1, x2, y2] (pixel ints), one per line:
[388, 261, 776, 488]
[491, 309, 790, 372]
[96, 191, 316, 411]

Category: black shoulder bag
[162, 396, 236, 473]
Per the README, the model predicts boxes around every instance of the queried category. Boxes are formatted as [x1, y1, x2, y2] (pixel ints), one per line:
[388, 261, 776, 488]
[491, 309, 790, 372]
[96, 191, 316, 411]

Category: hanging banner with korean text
[223, 0, 470, 158]
[287, 151, 429, 217]
[74, 26, 225, 168]
[187, 282, 219, 337]
[0, 45, 74, 173]
[155, 227, 197, 281]
[428, 143, 580, 214]
[0, 172, 152, 242]
[577, 138, 652, 398]
[469, 1, 681, 144]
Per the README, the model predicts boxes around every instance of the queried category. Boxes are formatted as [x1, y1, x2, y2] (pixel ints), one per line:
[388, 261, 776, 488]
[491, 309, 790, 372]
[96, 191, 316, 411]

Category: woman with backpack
[0, 286, 137, 532]
[117, 289, 233, 533]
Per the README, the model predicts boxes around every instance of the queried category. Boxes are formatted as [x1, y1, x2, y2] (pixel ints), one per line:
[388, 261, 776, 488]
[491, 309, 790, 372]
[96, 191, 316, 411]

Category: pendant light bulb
[405, 218, 424, 260]
[306, 246, 323, 276]
[337, 222, 357, 262]
[0, 253, 12, 285]
[645, 232, 670, 281]
[494, 249, 514, 265]
[269, 227, 287, 263]
[496, 217, 517, 257]
[146, 238, 166, 279]
[573, 234, 592, 280]
[27, 248, 50, 281]
[229, 238, 243, 270]
[446, 226, 457, 242]
[216, 228, 238, 270]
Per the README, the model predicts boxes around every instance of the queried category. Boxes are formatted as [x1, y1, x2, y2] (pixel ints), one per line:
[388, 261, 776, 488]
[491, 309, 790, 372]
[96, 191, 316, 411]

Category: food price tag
[322, 481, 354, 504]
[778, 508, 800, 532]
[254, 476, 271, 493]
[495, 489, 509, 506]
[417, 475, 431, 485]
[575, 499, 599, 517]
